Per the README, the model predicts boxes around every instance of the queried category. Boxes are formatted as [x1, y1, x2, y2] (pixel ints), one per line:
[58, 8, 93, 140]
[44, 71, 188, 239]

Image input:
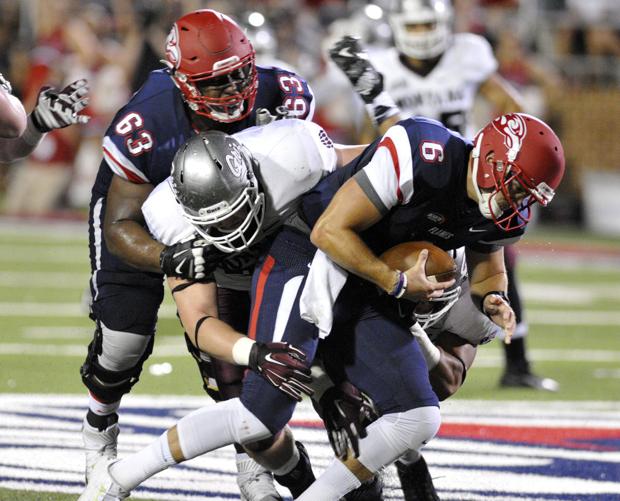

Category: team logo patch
[492, 113, 527, 162]
[426, 212, 445, 224]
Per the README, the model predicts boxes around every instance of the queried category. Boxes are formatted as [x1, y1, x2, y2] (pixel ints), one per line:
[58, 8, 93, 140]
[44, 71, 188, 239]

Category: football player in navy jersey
[78, 112, 564, 501]
[291, 112, 564, 499]
[0, 73, 89, 161]
[80, 8, 315, 499]
[330, 0, 559, 398]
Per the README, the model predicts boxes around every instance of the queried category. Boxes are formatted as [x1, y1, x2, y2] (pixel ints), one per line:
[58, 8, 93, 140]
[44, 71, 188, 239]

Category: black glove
[329, 36, 384, 104]
[316, 381, 378, 460]
[160, 235, 217, 280]
[30, 79, 90, 132]
[248, 342, 314, 402]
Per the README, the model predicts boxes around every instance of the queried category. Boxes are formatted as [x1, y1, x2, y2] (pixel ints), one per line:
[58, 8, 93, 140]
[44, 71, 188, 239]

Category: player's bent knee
[176, 398, 273, 461]
[80, 323, 154, 402]
[243, 434, 278, 453]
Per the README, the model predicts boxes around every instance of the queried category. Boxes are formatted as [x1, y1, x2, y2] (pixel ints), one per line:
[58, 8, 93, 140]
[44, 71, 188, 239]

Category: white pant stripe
[272, 275, 305, 343]
[91, 197, 103, 301]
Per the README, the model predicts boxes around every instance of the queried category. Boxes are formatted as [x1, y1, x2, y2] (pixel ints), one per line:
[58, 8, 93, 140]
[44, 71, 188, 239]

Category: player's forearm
[194, 318, 248, 365]
[0, 91, 27, 138]
[0, 116, 44, 162]
[377, 114, 401, 136]
[311, 221, 398, 294]
[104, 219, 164, 273]
[429, 349, 466, 401]
[334, 144, 367, 167]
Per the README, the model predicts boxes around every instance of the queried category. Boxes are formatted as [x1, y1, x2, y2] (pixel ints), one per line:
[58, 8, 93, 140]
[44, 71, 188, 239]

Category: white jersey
[142, 119, 338, 290]
[368, 33, 497, 138]
[426, 247, 500, 346]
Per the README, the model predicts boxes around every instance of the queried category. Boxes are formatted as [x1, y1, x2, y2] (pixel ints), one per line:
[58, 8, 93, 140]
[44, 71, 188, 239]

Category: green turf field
[1, 221, 619, 401]
[1, 220, 619, 500]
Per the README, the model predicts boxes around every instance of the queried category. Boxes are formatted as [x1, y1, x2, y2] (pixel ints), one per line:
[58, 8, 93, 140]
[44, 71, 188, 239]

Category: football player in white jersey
[0, 73, 89, 162]
[99, 119, 364, 501]
[330, 0, 557, 394]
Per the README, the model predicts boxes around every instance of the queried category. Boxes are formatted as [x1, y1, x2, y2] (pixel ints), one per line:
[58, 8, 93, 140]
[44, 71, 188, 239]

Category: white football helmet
[171, 131, 265, 253]
[388, 0, 453, 60]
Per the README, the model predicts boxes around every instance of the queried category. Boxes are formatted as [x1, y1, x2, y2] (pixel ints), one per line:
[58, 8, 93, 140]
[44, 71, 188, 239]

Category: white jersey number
[420, 141, 445, 163]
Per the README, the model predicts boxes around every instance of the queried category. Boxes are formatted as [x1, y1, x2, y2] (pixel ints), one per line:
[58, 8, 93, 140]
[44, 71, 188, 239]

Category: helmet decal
[226, 144, 249, 178]
[165, 25, 180, 69]
[492, 113, 526, 162]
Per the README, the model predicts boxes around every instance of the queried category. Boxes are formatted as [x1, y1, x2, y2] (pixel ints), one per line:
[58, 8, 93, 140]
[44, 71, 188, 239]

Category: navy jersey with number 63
[301, 116, 526, 256]
[89, 66, 314, 288]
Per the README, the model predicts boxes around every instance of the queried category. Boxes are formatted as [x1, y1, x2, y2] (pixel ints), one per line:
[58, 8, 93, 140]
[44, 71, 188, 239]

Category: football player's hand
[403, 249, 455, 301]
[0, 73, 13, 94]
[329, 36, 383, 104]
[31, 79, 90, 132]
[160, 235, 217, 281]
[248, 342, 314, 401]
[483, 294, 516, 343]
[316, 381, 378, 460]
[255, 105, 290, 126]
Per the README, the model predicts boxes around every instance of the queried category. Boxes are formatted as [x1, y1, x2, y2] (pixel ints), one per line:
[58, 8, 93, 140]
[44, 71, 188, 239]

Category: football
[379, 241, 457, 282]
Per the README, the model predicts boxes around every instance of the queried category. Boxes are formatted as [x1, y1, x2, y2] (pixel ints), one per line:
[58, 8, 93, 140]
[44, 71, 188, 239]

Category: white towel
[299, 249, 348, 338]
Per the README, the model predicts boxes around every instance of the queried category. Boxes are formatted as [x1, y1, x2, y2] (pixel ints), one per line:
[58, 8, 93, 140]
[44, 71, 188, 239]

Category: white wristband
[310, 363, 335, 402]
[232, 337, 255, 366]
[409, 322, 441, 369]
[364, 90, 400, 125]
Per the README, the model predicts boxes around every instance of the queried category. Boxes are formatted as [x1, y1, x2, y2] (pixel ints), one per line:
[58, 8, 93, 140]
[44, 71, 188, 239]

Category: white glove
[30, 79, 90, 132]
[0, 73, 13, 94]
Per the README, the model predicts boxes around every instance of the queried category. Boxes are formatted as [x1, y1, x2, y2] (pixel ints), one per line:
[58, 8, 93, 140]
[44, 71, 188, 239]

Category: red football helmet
[164, 10, 258, 123]
[470, 113, 565, 231]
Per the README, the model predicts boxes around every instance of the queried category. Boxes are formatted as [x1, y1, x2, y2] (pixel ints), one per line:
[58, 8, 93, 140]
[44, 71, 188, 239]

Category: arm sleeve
[102, 135, 150, 184]
[275, 68, 316, 121]
[142, 178, 195, 245]
[353, 124, 415, 213]
[300, 120, 338, 175]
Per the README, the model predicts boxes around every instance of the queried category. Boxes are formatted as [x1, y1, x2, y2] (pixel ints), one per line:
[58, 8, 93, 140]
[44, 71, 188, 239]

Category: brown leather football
[379, 241, 457, 282]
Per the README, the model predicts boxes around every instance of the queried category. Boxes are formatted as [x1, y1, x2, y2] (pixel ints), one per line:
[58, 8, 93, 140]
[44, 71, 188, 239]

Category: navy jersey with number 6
[89, 66, 314, 289]
[301, 116, 526, 256]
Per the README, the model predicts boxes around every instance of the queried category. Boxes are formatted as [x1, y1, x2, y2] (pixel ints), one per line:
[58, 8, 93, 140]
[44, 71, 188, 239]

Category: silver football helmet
[413, 247, 466, 329]
[170, 131, 265, 253]
[388, 0, 453, 60]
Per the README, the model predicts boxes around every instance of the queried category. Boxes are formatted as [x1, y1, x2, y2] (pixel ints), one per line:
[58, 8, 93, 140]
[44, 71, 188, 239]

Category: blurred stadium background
[0, 0, 619, 500]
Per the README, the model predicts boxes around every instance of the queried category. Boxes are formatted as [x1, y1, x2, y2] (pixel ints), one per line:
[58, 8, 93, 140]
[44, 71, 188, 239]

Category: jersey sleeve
[273, 68, 316, 121]
[142, 178, 195, 246]
[454, 33, 498, 84]
[101, 72, 187, 186]
[102, 132, 151, 184]
[296, 120, 338, 176]
[353, 123, 415, 214]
